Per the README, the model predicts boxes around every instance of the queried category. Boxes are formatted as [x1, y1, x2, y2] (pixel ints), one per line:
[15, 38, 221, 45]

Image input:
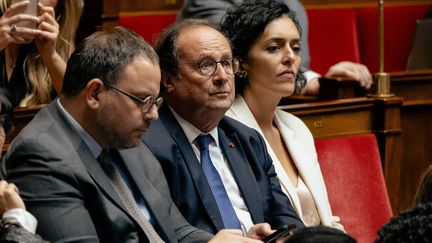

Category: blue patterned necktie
[196, 134, 241, 229]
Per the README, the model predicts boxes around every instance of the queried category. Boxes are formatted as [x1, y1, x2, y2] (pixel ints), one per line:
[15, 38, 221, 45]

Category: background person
[0, 180, 47, 243]
[221, 0, 343, 230]
[178, 0, 372, 95]
[0, 0, 82, 107]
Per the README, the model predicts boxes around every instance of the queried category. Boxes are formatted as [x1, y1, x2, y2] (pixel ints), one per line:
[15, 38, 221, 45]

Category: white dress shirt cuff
[2, 208, 38, 233]
[304, 70, 321, 82]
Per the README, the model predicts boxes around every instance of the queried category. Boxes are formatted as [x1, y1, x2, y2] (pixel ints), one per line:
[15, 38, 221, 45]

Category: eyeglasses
[103, 82, 163, 113]
[196, 58, 240, 77]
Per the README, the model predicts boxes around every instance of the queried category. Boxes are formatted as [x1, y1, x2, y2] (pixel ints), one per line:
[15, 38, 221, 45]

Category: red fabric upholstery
[315, 134, 393, 243]
[307, 8, 361, 75]
[118, 14, 177, 46]
[356, 5, 429, 73]
[307, 5, 429, 74]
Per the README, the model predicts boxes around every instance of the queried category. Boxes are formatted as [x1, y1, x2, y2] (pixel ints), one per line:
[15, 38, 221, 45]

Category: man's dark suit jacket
[1, 102, 212, 243]
[142, 105, 303, 234]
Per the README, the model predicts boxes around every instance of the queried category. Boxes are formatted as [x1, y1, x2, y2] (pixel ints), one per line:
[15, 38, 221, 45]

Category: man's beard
[95, 109, 140, 149]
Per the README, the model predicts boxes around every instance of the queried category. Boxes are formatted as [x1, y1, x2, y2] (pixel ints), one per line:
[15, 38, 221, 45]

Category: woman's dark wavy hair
[375, 203, 432, 243]
[220, 0, 306, 95]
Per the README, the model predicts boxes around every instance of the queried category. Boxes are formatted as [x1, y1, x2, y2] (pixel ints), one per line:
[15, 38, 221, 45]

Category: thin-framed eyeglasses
[196, 58, 240, 77]
[103, 82, 163, 113]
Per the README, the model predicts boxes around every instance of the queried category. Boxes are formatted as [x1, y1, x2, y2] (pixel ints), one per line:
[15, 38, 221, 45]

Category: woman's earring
[237, 70, 248, 78]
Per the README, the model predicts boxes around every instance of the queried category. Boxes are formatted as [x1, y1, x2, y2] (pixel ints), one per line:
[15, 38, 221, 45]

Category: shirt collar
[56, 98, 102, 158]
[168, 106, 219, 146]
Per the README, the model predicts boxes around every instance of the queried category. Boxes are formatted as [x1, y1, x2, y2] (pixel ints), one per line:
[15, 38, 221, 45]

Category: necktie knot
[98, 150, 116, 176]
[98, 150, 112, 164]
[196, 134, 212, 153]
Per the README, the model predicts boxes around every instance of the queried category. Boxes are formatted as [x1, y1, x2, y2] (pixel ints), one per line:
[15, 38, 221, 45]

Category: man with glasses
[1, 26, 265, 242]
[143, 19, 303, 236]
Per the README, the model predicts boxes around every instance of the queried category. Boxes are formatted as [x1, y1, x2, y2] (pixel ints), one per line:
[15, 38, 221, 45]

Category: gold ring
[10, 24, 17, 36]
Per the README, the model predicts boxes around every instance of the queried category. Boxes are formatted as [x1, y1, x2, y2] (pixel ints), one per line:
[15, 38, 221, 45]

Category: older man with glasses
[142, 18, 304, 238]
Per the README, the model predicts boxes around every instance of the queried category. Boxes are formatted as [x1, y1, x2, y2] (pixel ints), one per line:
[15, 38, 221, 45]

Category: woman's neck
[243, 89, 279, 130]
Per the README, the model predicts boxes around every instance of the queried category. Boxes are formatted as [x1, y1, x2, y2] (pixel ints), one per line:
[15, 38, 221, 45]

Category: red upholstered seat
[307, 8, 361, 75]
[118, 14, 177, 46]
[315, 134, 393, 243]
[356, 5, 429, 73]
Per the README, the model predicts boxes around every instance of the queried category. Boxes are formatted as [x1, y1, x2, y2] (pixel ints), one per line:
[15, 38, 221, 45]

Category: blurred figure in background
[0, 0, 82, 107]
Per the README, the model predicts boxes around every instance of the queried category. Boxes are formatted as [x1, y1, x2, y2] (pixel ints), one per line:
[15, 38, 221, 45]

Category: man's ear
[161, 71, 175, 93]
[85, 79, 104, 109]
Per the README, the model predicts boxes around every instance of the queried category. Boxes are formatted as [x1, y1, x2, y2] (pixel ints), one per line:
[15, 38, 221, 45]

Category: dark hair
[220, 0, 306, 95]
[414, 165, 432, 205]
[285, 226, 356, 243]
[61, 26, 159, 97]
[155, 18, 217, 79]
[375, 203, 432, 243]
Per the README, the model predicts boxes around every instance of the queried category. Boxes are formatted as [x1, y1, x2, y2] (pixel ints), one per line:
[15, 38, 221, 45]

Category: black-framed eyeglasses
[196, 58, 240, 77]
[103, 82, 163, 113]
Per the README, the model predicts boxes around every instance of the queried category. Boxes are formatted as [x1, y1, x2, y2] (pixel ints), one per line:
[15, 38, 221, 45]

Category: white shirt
[2, 208, 37, 233]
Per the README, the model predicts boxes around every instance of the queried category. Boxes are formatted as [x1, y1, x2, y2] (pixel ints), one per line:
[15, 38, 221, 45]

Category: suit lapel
[79, 144, 127, 212]
[119, 144, 176, 242]
[47, 102, 128, 213]
[218, 126, 264, 224]
[159, 105, 225, 230]
[48, 102, 146, 236]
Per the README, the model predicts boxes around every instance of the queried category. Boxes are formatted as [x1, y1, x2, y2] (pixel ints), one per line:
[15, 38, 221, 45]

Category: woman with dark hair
[222, 0, 343, 230]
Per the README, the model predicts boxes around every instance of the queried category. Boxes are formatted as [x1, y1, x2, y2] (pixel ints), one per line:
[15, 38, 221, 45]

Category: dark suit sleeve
[250, 129, 304, 229]
[2, 137, 99, 243]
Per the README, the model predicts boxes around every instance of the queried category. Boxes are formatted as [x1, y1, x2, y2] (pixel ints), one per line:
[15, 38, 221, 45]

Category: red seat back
[307, 8, 361, 75]
[315, 134, 393, 243]
[118, 14, 177, 46]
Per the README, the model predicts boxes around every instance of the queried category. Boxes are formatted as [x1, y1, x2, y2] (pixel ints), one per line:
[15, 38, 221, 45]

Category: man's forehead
[177, 26, 232, 59]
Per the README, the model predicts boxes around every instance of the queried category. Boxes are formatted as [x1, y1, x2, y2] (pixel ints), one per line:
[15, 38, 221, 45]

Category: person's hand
[325, 61, 373, 89]
[35, 2, 59, 61]
[247, 223, 274, 240]
[0, 180, 26, 214]
[0, 1, 41, 50]
[209, 229, 263, 243]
